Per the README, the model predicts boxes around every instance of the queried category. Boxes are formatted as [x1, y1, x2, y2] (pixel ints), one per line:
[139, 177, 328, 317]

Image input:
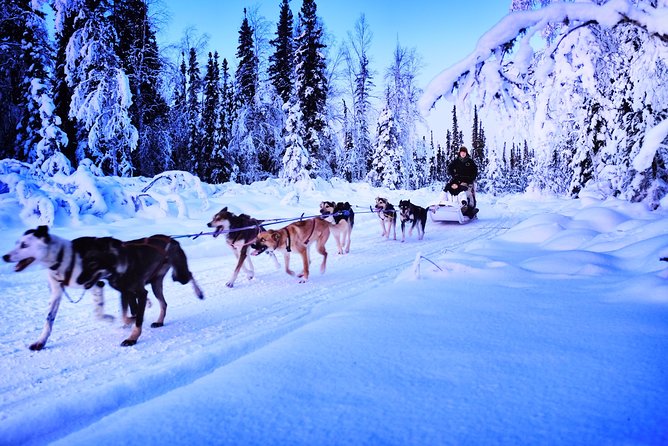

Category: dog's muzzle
[250, 242, 267, 255]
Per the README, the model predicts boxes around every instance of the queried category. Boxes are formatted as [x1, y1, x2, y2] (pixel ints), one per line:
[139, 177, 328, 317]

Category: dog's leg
[344, 225, 352, 253]
[391, 217, 397, 240]
[333, 229, 343, 255]
[401, 220, 407, 242]
[379, 218, 387, 237]
[283, 251, 295, 277]
[30, 277, 63, 351]
[317, 234, 328, 275]
[227, 245, 249, 287]
[121, 289, 147, 346]
[91, 281, 114, 322]
[297, 248, 310, 283]
[149, 279, 167, 328]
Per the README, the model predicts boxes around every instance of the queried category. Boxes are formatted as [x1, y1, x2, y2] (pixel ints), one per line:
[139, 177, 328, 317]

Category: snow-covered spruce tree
[281, 95, 311, 184]
[367, 106, 401, 190]
[66, 0, 138, 176]
[201, 51, 222, 181]
[209, 57, 235, 183]
[168, 53, 189, 172]
[230, 8, 262, 184]
[14, 0, 68, 169]
[52, 0, 79, 167]
[268, 0, 295, 105]
[294, 0, 328, 175]
[343, 14, 374, 181]
[341, 99, 356, 182]
[420, 0, 668, 207]
[384, 42, 423, 189]
[114, 0, 170, 177]
[0, 0, 27, 158]
[186, 47, 202, 176]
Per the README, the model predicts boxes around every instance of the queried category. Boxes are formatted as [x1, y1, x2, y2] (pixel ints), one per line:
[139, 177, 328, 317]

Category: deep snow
[1, 176, 667, 445]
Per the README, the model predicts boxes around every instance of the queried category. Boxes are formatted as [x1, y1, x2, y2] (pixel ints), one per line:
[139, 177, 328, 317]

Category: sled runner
[428, 189, 478, 224]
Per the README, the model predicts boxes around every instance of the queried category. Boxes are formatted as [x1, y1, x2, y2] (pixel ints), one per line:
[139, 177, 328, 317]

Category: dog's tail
[166, 240, 205, 299]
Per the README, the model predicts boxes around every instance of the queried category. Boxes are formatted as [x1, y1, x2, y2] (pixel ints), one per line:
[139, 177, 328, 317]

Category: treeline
[1, 0, 483, 191]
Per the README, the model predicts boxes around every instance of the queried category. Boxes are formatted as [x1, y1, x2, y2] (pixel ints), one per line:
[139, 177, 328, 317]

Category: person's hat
[459, 146, 469, 154]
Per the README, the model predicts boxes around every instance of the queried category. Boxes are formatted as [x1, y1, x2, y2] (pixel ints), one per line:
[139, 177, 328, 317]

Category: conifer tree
[114, 0, 169, 177]
[169, 53, 189, 172]
[280, 95, 311, 184]
[268, 0, 294, 105]
[66, 0, 138, 176]
[367, 106, 401, 190]
[186, 47, 202, 175]
[0, 0, 28, 159]
[294, 0, 328, 172]
[236, 8, 259, 107]
[15, 1, 68, 168]
[201, 51, 221, 180]
[52, 0, 79, 166]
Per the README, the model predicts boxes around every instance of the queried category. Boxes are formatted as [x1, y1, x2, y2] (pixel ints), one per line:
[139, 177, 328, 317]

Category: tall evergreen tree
[114, 0, 169, 177]
[186, 47, 202, 175]
[236, 8, 259, 107]
[280, 94, 311, 184]
[268, 0, 294, 105]
[0, 0, 28, 159]
[66, 0, 138, 176]
[294, 0, 328, 172]
[450, 105, 462, 157]
[367, 106, 401, 190]
[169, 53, 189, 172]
[14, 1, 67, 168]
[201, 51, 221, 180]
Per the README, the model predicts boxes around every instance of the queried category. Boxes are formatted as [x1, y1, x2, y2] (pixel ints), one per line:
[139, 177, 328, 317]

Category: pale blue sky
[157, 1, 512, 139]
[158, 0, 510, 88]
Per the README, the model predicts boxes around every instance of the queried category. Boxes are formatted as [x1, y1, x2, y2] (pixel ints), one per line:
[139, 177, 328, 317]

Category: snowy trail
[0, 198, 518, 445]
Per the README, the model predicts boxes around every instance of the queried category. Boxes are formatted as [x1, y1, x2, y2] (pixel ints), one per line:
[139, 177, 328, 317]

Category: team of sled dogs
[3, 198, 429, 350]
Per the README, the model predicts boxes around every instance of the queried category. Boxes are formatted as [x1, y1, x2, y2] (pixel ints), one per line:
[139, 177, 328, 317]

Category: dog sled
[428, 189, 478, 224]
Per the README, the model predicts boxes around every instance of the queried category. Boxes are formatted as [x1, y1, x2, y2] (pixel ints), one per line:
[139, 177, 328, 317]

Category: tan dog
[250, 218, 330, 283]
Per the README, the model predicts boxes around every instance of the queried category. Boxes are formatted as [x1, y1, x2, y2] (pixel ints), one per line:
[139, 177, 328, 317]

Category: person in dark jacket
[446, 146, 478, 216]
[447, 146, 478, 185]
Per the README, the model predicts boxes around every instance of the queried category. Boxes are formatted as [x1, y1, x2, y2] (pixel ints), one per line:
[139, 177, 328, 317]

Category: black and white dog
[3, 226, 203, 349]
[374, 197, 397, 240]
[398, 199, 428, 242]
[319, 201, 355, 254]
[3, 226, 115, 350]
[207, 207, 279, 287]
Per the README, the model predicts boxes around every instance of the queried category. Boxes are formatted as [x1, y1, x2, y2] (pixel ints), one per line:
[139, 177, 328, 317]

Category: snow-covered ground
[1, 174, 667, 445]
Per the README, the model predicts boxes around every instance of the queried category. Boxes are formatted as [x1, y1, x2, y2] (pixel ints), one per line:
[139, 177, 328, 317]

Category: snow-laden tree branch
[419, 0, 668, 113]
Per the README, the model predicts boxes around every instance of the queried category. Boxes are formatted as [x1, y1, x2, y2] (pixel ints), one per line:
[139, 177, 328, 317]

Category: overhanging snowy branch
[419, 0, 668, 113]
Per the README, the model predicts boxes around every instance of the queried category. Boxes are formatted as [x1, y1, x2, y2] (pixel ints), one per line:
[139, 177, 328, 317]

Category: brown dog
[250, 218, 330, 283]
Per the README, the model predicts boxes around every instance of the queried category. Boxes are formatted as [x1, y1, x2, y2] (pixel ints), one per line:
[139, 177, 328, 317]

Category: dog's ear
[34, 225, 49, 237]
[222, 206, 227, 212]
[272, 232, 281, 242]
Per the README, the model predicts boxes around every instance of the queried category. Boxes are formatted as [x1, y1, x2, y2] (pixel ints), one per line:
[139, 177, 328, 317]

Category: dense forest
[1, 0, 667, 206]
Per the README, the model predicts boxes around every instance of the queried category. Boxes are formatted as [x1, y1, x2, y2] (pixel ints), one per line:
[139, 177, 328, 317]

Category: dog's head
[250, 230, 282, 256]
[319, 201, 336, 216]
[207, 207, 234, 237]
[3, 225, 51, 272]
[375, 197, 391, 211]
[398, 200, 412, 221]
[76, 237, 125, 289]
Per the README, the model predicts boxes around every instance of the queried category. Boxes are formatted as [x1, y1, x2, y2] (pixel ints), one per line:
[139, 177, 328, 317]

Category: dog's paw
[121, 339, 137, 347]
[225, 281, 234, 288]
[99, 314, 115, 322]
[151, 322, 164, 328]
[29, 342, 45, 351]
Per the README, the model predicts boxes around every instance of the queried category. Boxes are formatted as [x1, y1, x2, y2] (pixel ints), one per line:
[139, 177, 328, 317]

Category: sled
[428, 190, 477, 224]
